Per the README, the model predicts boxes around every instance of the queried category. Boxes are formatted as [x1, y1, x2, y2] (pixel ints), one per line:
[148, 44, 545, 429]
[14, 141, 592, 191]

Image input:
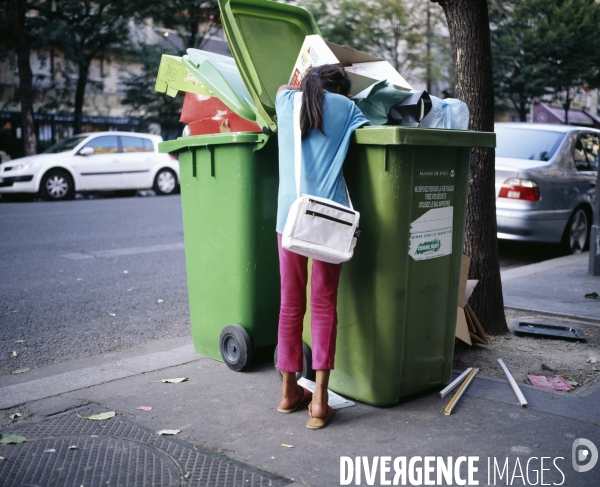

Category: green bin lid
[184, 49, 258, 123]
[218, 0, 321, 133]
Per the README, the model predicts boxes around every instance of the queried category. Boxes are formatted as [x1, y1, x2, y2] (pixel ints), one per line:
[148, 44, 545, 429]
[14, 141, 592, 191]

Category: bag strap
[292, 91, 353, 209]
[292, 92, 303, 199]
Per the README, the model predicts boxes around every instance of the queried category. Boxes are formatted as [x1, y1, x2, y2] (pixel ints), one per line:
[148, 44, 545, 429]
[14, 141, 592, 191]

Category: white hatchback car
[0, 132, 179, 201]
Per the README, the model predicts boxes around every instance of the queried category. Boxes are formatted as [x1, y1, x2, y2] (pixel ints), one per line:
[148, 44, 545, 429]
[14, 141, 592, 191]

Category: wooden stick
[439, 367, 473, 398]
[444, 368, 479, 415]
[497, 359, 528, 407]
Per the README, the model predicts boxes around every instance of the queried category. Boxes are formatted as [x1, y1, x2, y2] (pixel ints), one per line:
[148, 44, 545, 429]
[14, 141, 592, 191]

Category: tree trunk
[11, 0, 37, 156]
[519, 101, 527, 122]
[73, 60, 90, 134]
[563, 93, 571, 125]
[434, 0, 508, 334]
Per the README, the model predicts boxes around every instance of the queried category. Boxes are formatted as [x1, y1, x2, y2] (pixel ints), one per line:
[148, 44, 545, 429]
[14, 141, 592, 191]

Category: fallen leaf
[567, 380, 579, 386]
[137, 406, 152, 411]
[11, 368, 30, 375]
[82, 411, 115, 421]
[157, 429, 180, 435]
[0, 456, 6, 461]
[281, 444, 295, 448]
[14, 340, 25, 344]
[533, 444, 540, 448]
[68, 445, 82, 450]
[184, 472, 192, 479]
[517, 346, 533, 352]
[160, 378, 188, 384]
[584, 292, 600, 299]
[9, 413, 21, 419]
[11, 351, 17, 357]
[44, 449, 56, 453]
[0, 434, 26, 444]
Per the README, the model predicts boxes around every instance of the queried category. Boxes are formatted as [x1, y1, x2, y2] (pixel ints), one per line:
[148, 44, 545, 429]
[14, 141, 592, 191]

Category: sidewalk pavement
[1, 253, 599, 487]
[501, 252, 600, 323]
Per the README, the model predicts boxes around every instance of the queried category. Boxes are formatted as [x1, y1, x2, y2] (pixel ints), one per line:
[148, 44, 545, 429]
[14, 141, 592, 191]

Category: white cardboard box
[289, 35, 412, 95]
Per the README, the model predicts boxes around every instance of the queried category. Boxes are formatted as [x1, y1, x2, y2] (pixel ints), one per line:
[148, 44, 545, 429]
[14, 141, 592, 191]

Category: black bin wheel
[219, 324, 253, 372]
[274, 343, 314, 381]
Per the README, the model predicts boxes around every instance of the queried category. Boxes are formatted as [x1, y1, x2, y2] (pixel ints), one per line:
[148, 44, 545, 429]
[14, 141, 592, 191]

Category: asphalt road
[0, 194, 190, 376]
[0, 194, 564, 377]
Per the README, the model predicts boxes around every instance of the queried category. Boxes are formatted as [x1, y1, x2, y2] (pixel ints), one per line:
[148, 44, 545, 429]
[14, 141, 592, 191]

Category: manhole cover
[0, 406, 291, 487]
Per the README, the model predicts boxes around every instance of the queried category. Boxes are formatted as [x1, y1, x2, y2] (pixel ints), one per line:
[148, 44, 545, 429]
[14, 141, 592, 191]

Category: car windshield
[43, 136, 87, 154]
[495, 128, 564, 161]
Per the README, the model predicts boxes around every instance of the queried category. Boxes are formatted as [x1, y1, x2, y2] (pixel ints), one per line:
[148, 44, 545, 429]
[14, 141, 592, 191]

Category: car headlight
[12, 162, 35, 172]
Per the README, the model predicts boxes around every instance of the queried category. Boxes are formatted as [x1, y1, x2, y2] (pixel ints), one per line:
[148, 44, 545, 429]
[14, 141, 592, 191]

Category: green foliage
[38, 0, 132, 67]
[120, 43, 184, 139]
[490, 0, 600, 121]
[296, 0, 452, 89]
[141, 0, 221, 50]
[118, 0, 222, 138]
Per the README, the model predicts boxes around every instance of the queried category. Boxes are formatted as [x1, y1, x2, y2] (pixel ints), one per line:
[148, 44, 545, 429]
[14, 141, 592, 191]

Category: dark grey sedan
[495, 123, 598, 254]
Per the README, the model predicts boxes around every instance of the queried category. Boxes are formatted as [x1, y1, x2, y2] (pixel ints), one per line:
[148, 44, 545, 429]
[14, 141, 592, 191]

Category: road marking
[63, 242, 184, 260]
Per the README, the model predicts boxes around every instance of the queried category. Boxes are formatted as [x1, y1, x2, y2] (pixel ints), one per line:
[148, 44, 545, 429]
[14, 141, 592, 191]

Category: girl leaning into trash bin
[275, 65, 370, 429]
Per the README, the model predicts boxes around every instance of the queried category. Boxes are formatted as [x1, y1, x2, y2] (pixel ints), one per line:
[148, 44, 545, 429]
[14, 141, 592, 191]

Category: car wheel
[562, 207, 590, 254]
[41, 170, 74, 201]
[153, 168, 177, 195]
[274, 343, 314, 382]
[219, 324, 253, 371]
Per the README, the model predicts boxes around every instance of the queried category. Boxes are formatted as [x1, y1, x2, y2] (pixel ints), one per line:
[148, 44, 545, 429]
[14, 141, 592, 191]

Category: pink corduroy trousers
[276, 233, 343, 372]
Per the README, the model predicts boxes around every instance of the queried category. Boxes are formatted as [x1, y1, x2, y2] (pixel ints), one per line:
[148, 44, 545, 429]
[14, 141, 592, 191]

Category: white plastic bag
[419, 96, 470, 130]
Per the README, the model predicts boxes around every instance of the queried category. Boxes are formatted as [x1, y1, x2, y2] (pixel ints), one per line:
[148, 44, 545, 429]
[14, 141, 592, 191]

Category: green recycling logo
[415, 238, 442, 255]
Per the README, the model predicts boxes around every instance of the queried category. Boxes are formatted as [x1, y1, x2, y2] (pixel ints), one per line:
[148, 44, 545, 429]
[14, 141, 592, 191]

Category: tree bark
[434, 0, 508, 334]
[11, 0, 37, 156]
[73, 60, 90, 134]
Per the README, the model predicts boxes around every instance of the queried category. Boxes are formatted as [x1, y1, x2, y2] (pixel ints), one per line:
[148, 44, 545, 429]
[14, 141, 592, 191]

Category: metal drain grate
[0, 406, 291, 487]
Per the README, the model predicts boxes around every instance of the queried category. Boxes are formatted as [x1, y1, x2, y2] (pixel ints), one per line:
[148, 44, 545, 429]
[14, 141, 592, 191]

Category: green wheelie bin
[158, 1, 320, 371]
[302, 127, 494, 406]
[217, 0, 495, 402]
[159, 133, 279, 371]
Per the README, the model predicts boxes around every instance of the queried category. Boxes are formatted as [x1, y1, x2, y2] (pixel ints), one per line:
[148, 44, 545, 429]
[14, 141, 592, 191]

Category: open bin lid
[184, 49, 257, 123]
[217, 0, 321, 133]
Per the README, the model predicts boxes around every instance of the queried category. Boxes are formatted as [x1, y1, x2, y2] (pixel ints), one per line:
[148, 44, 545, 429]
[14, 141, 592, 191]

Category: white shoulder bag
[281, 92, 361, 264]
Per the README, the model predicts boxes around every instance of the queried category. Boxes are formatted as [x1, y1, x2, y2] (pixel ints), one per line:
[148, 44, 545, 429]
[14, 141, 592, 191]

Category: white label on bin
[409, 207, 453, 261]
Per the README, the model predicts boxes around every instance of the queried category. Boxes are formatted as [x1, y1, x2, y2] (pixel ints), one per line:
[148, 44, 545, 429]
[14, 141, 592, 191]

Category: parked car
[495, 122, 598, 254]
[0, 132, 179, 201]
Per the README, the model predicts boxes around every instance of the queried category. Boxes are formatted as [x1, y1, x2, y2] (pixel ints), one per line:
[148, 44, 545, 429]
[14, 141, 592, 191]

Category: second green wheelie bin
[301, 127, 494, 406]
[217, 0, 495, 403]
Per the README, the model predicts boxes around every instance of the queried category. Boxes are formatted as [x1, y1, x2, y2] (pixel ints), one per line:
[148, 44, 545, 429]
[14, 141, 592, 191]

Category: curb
[504, 305, 600, 326]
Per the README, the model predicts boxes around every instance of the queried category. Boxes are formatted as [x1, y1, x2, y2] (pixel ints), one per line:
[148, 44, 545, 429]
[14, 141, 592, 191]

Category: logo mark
[415, 238, 441, 255]
[572, 438, 598, 473]
[450, 170, 455, 177]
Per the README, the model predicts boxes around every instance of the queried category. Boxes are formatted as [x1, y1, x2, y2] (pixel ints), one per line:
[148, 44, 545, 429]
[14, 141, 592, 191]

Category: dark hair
[299, 64, 351, 139]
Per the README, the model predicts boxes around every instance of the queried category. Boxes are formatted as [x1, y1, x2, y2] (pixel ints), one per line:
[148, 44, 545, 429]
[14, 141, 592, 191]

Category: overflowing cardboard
[289, 35, 412, 96]
[455, 254, 489, 346]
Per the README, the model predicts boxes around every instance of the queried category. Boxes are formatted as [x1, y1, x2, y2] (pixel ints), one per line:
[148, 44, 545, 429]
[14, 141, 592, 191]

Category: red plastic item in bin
[180, 92, 261, 135]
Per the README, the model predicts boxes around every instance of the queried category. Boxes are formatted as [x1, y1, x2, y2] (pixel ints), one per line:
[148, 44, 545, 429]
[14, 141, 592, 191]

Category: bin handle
[188, 146, 214, 178]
